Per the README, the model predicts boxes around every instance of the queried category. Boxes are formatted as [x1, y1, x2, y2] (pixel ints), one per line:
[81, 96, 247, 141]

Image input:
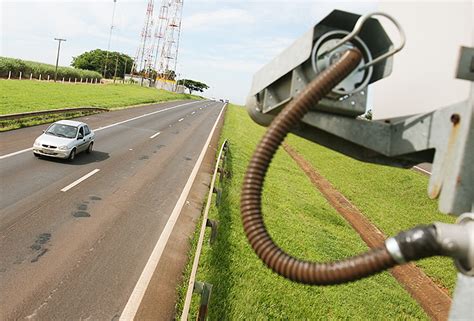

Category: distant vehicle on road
[33, 120, 95, 161]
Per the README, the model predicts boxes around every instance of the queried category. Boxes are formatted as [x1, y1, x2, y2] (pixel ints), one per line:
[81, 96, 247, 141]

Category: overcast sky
[1, 0, 376, 104]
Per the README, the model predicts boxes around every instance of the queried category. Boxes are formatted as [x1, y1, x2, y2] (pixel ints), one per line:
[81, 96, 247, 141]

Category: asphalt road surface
[0, 100, 225, 319]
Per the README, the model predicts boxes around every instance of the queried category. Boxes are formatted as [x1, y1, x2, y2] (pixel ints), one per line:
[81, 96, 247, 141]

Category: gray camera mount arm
[295, 86, 473, 215]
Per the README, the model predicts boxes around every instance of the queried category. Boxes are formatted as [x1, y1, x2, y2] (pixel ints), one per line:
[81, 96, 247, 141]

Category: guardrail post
[8, 71, 11, 79]
[206, 219, 218, 245]
[180, 140, 229, 321]
[212, 187, 222, 206]
[221, 142, 230, 179]
[30, 73, 33, 80]
[47, 75, 50, 81]
[19, 72, 22, 80]
[194, 281, 213, 321]
[39, 74, 42, 80]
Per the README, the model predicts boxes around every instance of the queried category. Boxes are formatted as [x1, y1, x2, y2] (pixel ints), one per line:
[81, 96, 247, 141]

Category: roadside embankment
[177, 104, 456, 319]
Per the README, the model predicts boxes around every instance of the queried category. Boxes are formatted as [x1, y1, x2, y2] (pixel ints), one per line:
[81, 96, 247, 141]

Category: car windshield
[45, 123, 78, 139]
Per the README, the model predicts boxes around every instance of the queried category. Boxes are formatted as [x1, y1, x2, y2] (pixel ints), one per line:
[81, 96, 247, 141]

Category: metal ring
[317, 11, 406, 71]
[311, 30, 373, 95]
[385, 237, 406, 264]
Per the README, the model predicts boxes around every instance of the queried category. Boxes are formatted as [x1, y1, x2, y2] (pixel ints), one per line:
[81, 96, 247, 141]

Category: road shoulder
[132, 105, 225, 320]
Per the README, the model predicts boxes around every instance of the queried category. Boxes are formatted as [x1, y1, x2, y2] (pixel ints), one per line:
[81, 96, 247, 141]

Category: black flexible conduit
[241, 48, 399, 285]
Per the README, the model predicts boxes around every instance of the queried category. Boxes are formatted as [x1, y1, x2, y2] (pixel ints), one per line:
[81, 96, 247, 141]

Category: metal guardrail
[0, 107, 109, 121]
[181, 140, 229, 321]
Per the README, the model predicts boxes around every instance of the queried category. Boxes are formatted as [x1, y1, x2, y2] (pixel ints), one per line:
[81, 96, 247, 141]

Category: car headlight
[58, 146, 69, 150]
[33, 140, 41, 147]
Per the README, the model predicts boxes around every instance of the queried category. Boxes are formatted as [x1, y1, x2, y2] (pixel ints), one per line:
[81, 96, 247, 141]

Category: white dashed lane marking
[61, 169, 100, 192]
[149, 131, 161, 139]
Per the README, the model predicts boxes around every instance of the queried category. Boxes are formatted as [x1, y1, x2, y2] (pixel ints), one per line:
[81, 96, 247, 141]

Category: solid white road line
[178, 118, 184, 122]
[0, 100, 205, 160]
[149, 131, 161, 139]
[413, 165, 431, 175]
[60, 169, 100, 192]
[119, 103, 227, 321]
[0, 147, 33, 160]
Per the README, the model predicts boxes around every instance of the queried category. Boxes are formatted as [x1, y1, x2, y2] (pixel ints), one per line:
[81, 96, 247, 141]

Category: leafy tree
[176, 79, 209, 94]
[71, 49, 133, 79]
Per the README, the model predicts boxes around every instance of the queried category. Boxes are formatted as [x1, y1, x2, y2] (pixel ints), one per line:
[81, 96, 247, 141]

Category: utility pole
[54, 38, 66, 82]
[103, 0, 118, 78]
[123, 59, 127, 83]
[113, 55, 119, 83]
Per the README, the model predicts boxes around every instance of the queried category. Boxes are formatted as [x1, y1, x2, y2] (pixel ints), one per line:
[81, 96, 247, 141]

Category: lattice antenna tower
[132, 0, 155, 74]
[151, 0, 170, 70]
[157, 0, 183, 78]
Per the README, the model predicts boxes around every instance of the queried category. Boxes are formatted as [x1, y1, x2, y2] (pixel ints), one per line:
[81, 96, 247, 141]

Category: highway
[0, 100, 225, 319]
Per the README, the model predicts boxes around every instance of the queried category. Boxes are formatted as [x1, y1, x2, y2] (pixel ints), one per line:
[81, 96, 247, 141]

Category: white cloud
[183, 8, 255, 30]
[217, 36, 295, 63]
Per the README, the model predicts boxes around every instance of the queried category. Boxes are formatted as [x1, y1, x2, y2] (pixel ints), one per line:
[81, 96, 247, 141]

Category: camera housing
[247, 10, 394, 126]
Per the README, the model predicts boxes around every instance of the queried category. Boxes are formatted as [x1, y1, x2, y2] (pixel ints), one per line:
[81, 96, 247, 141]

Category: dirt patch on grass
[283, 142, 451, 321]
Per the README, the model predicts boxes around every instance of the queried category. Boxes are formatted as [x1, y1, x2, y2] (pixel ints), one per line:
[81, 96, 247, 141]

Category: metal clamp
[317, 12, 406, 71]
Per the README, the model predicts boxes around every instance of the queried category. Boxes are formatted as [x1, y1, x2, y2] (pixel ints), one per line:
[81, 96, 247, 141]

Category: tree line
[72, 49, 209, 94]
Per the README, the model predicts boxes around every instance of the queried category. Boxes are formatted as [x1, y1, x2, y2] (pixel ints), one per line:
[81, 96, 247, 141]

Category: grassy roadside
[285, 135, 457, 293]
[0, 110, 102, 131]
[0, 79, 202, 115]
[176, 104, 431, 319]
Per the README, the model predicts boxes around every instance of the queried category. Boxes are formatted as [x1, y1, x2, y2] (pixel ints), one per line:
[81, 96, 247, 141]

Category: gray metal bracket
[456, 46, 474, 81]
[449, 273, 474, 320]
[296, 93, 473, 215]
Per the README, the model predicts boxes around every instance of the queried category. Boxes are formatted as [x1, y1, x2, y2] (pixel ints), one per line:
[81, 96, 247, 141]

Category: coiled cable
[240, 48, 399, 285]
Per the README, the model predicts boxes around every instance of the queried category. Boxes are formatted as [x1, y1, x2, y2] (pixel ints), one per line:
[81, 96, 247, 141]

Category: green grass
[0, 79, 202, 115]
[176, 104, 434, 320]
[0, 111, 101, 131]
[285, 134, 457, 293]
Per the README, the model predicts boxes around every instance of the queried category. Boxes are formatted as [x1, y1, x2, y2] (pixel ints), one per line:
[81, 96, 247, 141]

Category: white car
[33, 120, 95, 161]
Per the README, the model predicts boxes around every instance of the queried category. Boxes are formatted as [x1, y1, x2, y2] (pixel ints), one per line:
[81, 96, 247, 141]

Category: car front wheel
[86, 142, 93, 154]
[69, 148, 76, 161]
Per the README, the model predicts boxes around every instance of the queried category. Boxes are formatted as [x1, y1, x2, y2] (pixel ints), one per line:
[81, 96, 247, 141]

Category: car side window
[78, 127, 84, 137]
[84, 125, 90, 136]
